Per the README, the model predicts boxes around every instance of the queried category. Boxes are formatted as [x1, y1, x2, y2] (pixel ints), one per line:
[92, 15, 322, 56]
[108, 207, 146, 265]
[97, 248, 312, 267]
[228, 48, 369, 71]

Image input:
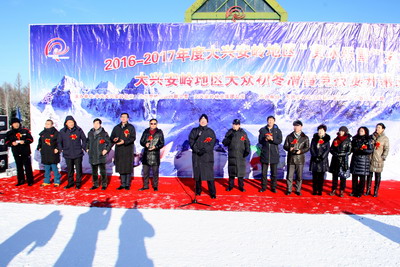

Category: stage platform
[0, 171, 399, 215]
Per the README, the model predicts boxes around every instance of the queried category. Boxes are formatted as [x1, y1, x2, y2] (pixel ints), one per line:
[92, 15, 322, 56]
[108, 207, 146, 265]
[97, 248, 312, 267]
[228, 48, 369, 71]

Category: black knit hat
[199, 114, 208, 122]
[10, 118, 21, 125]
[232, 119, 241, 125]
[339, 126, 349, 133]
[293, 120, 303, 126]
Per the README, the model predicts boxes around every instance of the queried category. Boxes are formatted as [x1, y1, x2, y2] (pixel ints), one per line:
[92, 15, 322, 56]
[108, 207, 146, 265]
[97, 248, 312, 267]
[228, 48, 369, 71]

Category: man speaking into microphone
[188, 114, 217, 199]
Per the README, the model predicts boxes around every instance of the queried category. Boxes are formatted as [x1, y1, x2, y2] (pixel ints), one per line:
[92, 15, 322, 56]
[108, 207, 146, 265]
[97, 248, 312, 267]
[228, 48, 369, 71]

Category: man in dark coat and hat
[110, 113, 136, 190]
[258, 115, 283, 193]
[189, 114, 217, 199]
[37, 119, 61, 187]
[222, 119, 250, 192]
[58, 115, 87, 189]
[5, 118, 34, 186]
[139, 118, 165, 191]
[283, 120, 310, 195]
[86, 118, 112, 190]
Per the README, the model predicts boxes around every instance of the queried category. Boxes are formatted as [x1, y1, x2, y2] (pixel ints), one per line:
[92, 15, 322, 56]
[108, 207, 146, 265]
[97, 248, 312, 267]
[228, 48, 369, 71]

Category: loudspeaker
[0, 131, 7, 152]
[0, 115, 7, 131]
[0, 152, 8, 173]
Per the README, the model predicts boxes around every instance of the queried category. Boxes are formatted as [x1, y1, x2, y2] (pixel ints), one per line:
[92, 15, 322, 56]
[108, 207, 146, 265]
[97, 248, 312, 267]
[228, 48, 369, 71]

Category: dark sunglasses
[150, 123, 157, 125]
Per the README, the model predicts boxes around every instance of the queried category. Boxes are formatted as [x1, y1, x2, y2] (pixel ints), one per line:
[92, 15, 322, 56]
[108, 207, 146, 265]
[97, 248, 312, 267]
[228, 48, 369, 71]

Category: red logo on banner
[44, 38, 70, 62]
[226, 6, 246, 22]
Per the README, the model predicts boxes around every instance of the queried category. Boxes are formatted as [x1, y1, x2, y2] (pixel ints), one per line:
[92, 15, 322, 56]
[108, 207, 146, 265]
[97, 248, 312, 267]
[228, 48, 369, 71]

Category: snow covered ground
[0, 202, 399, 267]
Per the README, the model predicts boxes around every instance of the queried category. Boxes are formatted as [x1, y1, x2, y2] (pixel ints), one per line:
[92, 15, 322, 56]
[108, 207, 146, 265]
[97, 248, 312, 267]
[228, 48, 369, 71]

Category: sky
[1, 0, 400, 86]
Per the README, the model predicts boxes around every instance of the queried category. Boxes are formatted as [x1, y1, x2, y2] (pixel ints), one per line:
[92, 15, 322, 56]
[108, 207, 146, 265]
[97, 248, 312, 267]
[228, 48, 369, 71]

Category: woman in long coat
[350, 127, 373, 197]
[189, 114, 217, 199]
[329, 126, 352, 197]
[309, 124, 331, 195]
[368, 123, 390, 197]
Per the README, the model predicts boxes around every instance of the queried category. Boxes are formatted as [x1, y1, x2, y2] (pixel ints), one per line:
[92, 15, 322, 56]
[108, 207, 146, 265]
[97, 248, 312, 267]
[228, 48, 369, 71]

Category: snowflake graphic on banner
[243, 101, 252, 110]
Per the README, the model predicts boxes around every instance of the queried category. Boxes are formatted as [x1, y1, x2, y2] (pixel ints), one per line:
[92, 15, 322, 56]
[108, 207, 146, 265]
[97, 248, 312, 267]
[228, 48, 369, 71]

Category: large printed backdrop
[30, 23, 400, 179]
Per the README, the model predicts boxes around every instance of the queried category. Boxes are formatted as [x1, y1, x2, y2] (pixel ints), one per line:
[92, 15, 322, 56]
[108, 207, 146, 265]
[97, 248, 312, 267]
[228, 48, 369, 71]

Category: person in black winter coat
[222, 119, 250, 192]
[329, 126, 352, 197]
[110, 113, 136, 190]
[283, 120, 310, 196]
[86, 118, 112, 190]
[350, 127, 373, 197]
[5, 118, 34, 186]
[139, 119, 165, 191]
[189, 114, 217, 199]
[58, 115, 87, 189]
[37, 119, 61, 187]
[309, 124, 331, 195]
[258, 116, 283, 193]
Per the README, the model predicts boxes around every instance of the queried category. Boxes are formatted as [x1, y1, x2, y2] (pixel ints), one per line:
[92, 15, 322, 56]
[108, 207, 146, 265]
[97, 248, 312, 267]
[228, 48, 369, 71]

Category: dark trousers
[367, 172, 382, 195]
[352, 174, 366, 196]
[91, 163, 107, 187]
[261, 163, 278, 190]
[312, 171, 325, 194]
[195, 179, 216, 196]
[331, 172, 346, 191]
[142, 164, 159, 189]
[14, 154, 34, 185]
[66, 157, 83, 186]
[228, 176, 244, 189]
[119, 173, 132, 187]
[286, 164, 304, 193]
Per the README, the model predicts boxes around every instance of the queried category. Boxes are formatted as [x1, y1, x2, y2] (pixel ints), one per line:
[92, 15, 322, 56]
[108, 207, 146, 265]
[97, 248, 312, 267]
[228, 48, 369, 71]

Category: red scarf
[149, 129, 157, 136]
[334, 134, 348, 146]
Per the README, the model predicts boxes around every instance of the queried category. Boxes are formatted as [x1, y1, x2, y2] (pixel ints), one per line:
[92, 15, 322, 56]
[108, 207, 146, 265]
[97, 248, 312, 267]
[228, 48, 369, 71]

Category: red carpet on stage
[0, 171, 399, 215]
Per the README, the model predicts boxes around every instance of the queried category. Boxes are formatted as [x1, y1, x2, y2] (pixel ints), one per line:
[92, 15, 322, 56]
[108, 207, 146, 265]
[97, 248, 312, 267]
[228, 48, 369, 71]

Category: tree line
[0, 74, 31, 128]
